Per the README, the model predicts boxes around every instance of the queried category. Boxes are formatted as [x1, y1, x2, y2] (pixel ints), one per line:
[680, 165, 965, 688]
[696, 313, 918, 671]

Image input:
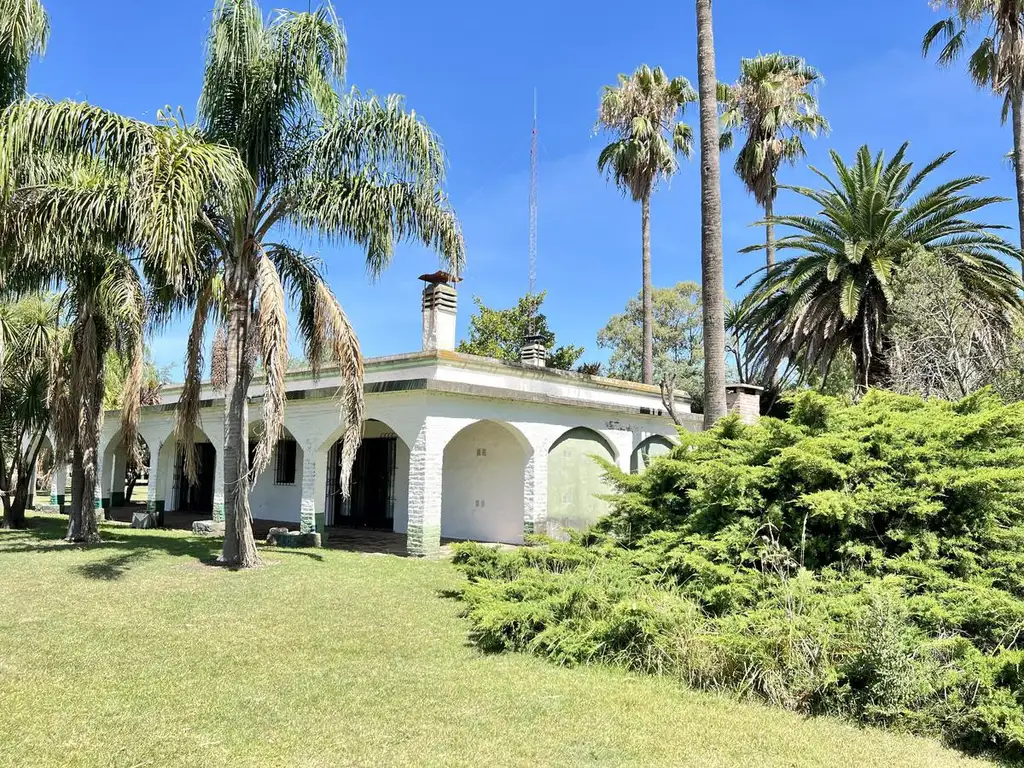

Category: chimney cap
[418, 270, 462, 285]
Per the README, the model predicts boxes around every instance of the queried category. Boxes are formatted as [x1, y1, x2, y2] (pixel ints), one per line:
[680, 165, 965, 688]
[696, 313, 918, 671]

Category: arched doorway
[441, 420, 528, 544]
[631, 435, 675, 473]
[100, 429, 152, 512]
[547, 427, 616, 536]
[171, 428, 216, 514]
[327, 419, 410, 532]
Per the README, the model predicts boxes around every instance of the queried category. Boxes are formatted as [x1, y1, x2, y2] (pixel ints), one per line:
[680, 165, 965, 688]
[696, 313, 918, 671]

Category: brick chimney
[422, 282, 457, 352]
[725, 384, 763, 425]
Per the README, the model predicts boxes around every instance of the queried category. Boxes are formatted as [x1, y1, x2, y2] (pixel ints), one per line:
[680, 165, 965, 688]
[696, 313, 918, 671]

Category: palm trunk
[696, 0, 728, 426]
[765, 197, 776, 268]
[67, 315, 104, 543]
[220, 256, 260, 568]
[641, 189, 654, 386]
[1012, 88, 1024, 280]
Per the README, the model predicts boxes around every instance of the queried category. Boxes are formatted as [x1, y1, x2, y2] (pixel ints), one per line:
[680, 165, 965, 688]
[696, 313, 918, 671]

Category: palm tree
[175, 0, 463, 567]
[720, 53, 829, 268]
[596, 65, 696, 386]
[695, 0, 728, 426]
[0, 0, 48, 109]
[924, 1, 1024, 275]
[739, 143, 1024, 390]
[0, 104, 250, 541]
[0, 293, 63, 529]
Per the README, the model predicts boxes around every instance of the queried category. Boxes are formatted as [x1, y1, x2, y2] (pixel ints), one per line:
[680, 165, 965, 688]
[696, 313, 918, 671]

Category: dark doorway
[174, 442, 215, 513]
[329, 437, 396, 530]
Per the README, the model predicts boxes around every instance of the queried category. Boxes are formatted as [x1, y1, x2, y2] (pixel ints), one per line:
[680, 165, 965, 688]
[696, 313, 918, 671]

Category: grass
[0, 513, 995, 768]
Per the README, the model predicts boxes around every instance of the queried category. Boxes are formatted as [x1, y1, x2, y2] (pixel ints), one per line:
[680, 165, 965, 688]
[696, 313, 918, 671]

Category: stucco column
[144, 439, 167, 525]
[523, 449, 549, 537]
[95, 452, 108, 519]
[212, 447, 225, 523]
[406, 417, 446, 557]
[298, 443, 324, 543]
[51, 463, 68, 513]
[111, 445, 127, 507]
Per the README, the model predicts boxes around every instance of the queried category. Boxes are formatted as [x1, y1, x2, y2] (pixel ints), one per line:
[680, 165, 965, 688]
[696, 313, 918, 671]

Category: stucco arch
[99, 427, 152, 508]
[631, 434, 676, 473]
[546, 426, 617, 536]
[321, 418, 412, 532]
[441, 419, 529, 544]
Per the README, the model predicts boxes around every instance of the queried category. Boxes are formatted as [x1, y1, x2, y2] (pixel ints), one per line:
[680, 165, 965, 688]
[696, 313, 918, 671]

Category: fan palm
[695, 0, 728, 425]
[0, 0, 48, 109]
[924, 1, 1024, 274]
[597, 64, 695, 386]
[175, 0, 463, 567]
[739, 143, 1024, 390]
[720, 53, 829, 267]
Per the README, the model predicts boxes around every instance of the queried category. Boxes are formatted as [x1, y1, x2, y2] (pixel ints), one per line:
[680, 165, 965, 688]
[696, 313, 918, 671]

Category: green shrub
[453, 390, 1024, 761]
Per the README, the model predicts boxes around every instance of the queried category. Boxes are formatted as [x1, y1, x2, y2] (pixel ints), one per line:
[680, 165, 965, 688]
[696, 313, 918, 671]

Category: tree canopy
[457, 292, 584, 371]
[597, 282, 703, 392]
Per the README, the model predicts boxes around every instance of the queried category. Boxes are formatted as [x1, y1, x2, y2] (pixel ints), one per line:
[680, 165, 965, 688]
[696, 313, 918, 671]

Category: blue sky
[26, 1, 1015, 379]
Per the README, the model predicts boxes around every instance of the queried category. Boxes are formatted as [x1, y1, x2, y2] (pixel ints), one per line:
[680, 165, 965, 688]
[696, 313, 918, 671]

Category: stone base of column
[212, 497, 225, 523]
[407, 523, 442, 557]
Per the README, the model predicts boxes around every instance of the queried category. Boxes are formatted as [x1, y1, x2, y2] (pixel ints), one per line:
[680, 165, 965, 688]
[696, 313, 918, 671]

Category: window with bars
[275, 439, 297, 485]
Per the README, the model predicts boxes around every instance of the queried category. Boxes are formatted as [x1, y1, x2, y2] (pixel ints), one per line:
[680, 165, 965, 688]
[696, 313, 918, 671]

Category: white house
[74, 280, 759, 556]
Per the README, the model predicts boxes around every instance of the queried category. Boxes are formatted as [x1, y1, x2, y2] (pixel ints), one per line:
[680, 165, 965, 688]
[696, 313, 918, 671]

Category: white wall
[249, 440, 303, 523]
[441, 420, 526, 544]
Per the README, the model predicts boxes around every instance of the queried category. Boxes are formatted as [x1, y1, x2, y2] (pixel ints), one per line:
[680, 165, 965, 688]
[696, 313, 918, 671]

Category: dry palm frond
[210, 323, 227, 389]
[175, 282, 213, 484]
[250, 252, 288, 478]
[313, 280, 363, 496]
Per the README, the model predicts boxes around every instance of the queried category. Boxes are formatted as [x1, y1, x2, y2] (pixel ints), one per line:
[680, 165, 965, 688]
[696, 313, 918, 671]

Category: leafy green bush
[453, 390, 1024, 760]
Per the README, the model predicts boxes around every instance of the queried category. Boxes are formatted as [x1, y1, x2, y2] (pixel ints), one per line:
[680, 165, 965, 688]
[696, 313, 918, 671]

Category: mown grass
[0, 513, 994, 767]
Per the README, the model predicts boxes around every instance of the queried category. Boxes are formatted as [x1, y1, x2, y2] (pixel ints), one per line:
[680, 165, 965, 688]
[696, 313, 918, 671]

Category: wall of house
[547, 428, 616, 535]
[441, 420, 527, 543]
[249, 440, 303, 523]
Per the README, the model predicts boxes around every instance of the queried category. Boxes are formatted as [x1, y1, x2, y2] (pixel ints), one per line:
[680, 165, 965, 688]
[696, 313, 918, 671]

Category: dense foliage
[597, 282, 703, 391]
[457, 292, 584, 371]
[454, 390, 1024, 759]
[738, 144, 1024, 391]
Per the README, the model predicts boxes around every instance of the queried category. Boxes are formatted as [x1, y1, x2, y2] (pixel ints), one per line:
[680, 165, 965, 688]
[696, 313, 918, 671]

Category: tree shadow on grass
[74, 548, 152, 580]
[0, 513, 222, 568]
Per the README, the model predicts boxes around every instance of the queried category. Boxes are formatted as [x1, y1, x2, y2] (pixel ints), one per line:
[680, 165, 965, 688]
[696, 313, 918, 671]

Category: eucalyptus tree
[178, 0, 463, 567]
[695, 0, 728, 426]
[720, 53, 829, 267]
[596, 65, 695, 386]
[0, 103, 250, 542]
[0, 0, 48, 108]
[738, 143, 1024, 390]
[924, 1, 1024, 273]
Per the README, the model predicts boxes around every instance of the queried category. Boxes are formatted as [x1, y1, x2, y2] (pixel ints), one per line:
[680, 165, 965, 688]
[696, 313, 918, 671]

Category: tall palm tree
[924, 1, 1024, 275]
[177, 0, 463, 567]
[720, 53, 829, 268]
[739, 143, 1024, 390]
[596, 65, 696, 386]
[0, 0, 48, 109]
[0, 103, 250, 541]
[695, 0, 727, 426]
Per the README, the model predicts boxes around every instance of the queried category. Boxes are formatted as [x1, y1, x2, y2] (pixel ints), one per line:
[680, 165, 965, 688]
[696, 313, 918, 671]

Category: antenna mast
[528, 88, 538, 334]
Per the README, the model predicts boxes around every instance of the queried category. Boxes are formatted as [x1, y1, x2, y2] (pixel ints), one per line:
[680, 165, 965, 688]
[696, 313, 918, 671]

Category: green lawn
[0, 514, 994, 767]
